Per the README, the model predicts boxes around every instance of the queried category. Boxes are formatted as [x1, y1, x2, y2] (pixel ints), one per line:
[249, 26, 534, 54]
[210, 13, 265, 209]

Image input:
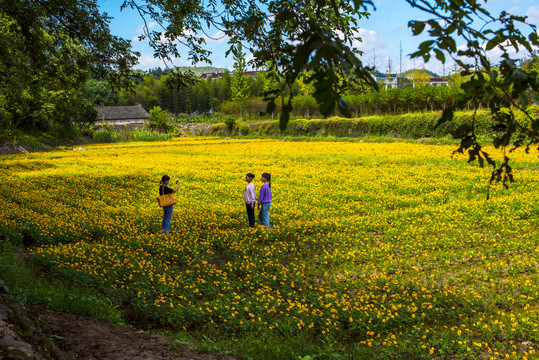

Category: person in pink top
[244, 173, 256, 228]
[257, 173, 272, 228]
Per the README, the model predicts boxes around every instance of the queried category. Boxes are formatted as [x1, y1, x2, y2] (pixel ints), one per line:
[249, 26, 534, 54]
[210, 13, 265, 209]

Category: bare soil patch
[30, 305, 237, 360]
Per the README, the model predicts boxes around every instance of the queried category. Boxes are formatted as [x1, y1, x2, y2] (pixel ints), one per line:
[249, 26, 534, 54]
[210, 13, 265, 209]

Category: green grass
[0, 241, 124, 324]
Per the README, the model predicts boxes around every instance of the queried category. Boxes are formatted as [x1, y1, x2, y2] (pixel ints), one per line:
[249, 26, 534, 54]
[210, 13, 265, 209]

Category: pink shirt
[244, 182, 256, 204]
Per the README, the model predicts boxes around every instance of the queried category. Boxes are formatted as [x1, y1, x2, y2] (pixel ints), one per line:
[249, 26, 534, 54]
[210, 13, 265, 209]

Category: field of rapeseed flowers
[1, 137, 538, 359]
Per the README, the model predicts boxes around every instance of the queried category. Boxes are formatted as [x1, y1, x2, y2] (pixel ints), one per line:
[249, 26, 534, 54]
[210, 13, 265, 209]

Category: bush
[211, 123, 228, 136]
[93, 129, 117, 143]
[239, 123, 250, 136]
[221, 101, 241, 116]
[224, 116, 236, 132]
[149, 106, 169, 130]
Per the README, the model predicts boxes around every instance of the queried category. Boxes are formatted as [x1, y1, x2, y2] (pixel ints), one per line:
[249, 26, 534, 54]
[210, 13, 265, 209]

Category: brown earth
[29, 305, 238, 360]
[1, 286, 237, 360]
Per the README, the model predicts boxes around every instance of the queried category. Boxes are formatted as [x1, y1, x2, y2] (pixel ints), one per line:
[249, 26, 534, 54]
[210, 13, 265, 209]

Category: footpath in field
[1, 289, 236, 360]
[31, 305, 238, 360]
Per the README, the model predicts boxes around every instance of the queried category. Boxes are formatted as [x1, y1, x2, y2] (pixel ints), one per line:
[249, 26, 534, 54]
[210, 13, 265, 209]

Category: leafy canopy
[0, 0, 139, 136]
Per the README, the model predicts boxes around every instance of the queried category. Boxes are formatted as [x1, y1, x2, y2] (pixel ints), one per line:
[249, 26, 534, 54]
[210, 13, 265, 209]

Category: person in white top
[244, 173, 256, 228]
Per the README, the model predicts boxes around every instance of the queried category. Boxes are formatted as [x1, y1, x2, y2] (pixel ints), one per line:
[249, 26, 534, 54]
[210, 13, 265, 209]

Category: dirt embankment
[0, 143, 47, 155]
[0, 286, 236, 360]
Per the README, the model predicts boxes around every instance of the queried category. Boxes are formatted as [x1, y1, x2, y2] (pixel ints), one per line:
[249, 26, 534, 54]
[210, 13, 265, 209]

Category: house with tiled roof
[94, 105, 149, 126]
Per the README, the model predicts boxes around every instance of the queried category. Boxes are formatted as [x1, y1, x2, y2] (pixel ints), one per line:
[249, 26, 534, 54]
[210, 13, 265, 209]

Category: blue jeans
[161, 206, 173, 234]
[258, 202, 271, 228]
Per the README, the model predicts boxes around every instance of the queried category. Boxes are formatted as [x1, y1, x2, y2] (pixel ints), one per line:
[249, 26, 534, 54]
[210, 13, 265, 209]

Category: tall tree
[230, 44, 249, 118]
[0, 0, 138, 137]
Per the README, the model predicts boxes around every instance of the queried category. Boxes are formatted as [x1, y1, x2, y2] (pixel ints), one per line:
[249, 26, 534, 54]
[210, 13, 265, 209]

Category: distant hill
[177, 66, 229, 76]
[400, 69, 441, 78]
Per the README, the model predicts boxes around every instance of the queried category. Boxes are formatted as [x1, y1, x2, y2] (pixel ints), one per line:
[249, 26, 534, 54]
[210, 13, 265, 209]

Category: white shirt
[244, 182, 256, 204]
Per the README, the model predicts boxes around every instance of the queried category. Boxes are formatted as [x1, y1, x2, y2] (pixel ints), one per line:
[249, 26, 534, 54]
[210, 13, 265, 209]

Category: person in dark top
[159, 174, 179, 234]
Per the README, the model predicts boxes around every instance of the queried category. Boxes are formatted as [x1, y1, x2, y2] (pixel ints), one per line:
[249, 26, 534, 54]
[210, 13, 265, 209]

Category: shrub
[239, 123, 250, 136]
[149, 106, 169, 130]
[224, 116, 236, 132]
[93, 129, 117, 143]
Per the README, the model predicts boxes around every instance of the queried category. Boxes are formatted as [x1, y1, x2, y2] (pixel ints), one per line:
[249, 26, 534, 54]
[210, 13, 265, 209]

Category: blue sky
[98, 0, 539, 75]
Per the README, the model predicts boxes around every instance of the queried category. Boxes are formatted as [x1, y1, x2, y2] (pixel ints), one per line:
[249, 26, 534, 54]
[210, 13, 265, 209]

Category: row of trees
[83, 64, 514, 119]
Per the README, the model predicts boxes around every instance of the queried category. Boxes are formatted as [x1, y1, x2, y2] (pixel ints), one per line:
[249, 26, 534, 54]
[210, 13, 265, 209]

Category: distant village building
[94, 105, 149, 126]
[199, 71, 225, 79]
[243, 71, 259, 77]
[429, 77, 449, 86]
[375, 74, 398, 89]
[411, 76, 450, 88]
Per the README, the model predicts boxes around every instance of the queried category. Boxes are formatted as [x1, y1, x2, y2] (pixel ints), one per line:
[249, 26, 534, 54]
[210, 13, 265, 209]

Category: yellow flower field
[1, 137, 538, 358]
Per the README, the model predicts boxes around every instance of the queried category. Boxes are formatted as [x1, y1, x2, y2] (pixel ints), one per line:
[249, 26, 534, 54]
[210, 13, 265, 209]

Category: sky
[98, 0, 539, 76]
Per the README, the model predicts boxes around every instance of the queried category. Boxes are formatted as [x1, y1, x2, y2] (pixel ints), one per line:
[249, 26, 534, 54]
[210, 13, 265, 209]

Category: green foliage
[222, 109, 511, 140]
[93, 129, 118, 143]
[0, 0, 137, 139]
[224, 116, 236, 132]
[0, 241, 123, 323]
[148, 106, 169, 130]
[345, 84, 464, 116]
[83, 79, 119, 106]
[239, 123, 250, 136]
[230, 45, 249, 110]
[117, 71, 476, 121]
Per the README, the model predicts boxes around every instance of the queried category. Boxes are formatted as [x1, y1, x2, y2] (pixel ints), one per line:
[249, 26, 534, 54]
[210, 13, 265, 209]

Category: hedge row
[210, 110, 507, 139]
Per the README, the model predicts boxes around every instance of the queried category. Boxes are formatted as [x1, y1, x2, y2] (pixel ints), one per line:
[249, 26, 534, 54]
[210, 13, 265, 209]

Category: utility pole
[399, 41, 403, 75]
[399, 41, 403, 88]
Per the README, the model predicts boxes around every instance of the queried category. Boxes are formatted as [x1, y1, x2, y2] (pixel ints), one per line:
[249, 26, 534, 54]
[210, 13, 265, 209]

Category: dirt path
[31, 306, 237, 360]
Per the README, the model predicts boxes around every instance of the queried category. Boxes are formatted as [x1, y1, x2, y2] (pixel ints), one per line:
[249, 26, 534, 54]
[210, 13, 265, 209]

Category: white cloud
[131, 21, 158, 42]
[204, 30, 229, 44]
[525, 5, 539, 25]
[350, 28, 392, 70]
[351, 28, 386, 52]
[451, 40, 525, 69]
[134, 52, 191, 70]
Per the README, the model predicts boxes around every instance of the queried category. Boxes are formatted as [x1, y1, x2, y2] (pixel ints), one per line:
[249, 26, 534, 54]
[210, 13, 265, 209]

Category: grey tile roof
[94, 105, 150, 120]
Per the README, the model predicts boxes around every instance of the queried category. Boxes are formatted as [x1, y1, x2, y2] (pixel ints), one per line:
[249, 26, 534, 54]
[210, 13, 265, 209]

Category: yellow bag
[156, 185, 177, 207]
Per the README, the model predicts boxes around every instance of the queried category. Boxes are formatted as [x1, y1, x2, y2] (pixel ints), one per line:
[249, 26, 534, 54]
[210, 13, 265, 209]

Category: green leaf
[409, 21, 426, 36]
[436, 106, 455, 128]
[434, 49, 445, 63]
